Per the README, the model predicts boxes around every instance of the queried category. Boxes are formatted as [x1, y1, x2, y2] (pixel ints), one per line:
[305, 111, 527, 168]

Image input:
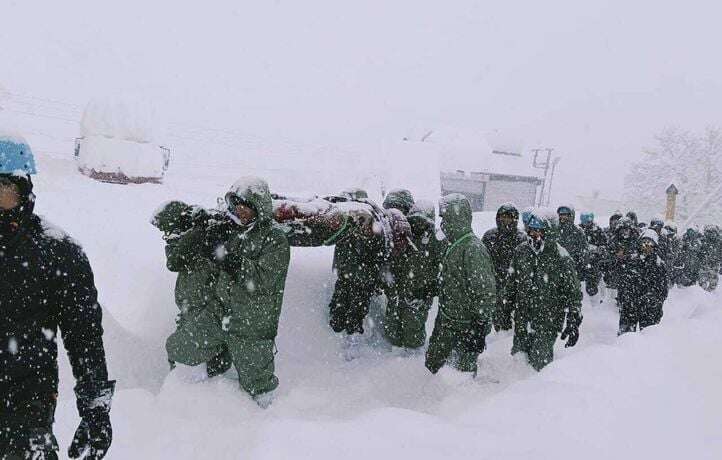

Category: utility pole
[532, 148, 554, 207]
[545, 156, 562, 206]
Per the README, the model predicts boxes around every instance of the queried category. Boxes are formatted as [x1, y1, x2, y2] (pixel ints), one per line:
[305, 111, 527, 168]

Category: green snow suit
[504, 218, 583, 371]
[328, 204, 387, 335]
[166, 178, 290, 396]
[153, 202, 230, 374]
[384, 204, 443, 349]
[557, 207, 590, 284]
[425, 194, 496, 374]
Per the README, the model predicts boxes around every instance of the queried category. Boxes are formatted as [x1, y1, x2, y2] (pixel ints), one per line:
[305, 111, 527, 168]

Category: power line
[4, 108, 78, 124]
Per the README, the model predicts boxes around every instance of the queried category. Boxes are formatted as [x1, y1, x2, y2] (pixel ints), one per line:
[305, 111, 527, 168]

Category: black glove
[462, 317, 488, 354]
[69, 381, 115, 460]
[560, 311, 582, 348]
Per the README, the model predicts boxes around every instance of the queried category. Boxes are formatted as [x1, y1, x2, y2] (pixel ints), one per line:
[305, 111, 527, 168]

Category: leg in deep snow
[166, 309, 227, 367]
[227, 337, 279, 397]
[639, 302, 664, 330]
[329, 276, 374, 334]
[425, 317, 478, 374]
[618, 301, 640, 335]
[384, 297, 431, 349]
[526, 331, 557, 371]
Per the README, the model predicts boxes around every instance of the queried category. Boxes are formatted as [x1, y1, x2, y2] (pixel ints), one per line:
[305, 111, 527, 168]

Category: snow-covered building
[405, 128, 543, 212]
[75, 96, 170, 184]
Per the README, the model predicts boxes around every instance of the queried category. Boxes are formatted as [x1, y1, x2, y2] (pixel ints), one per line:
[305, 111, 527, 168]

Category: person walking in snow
[648, 217, 671, 266]
[556, 206, 590, 287]
[272, 188, 412, 358]
[617, 230, 668, 333]
[604, 216, 641, 294]
[0, 135, 115, 459]
[677, 227, 703, 287]
[698, 225, 722, 292]
[425, 194, 496, 376]
[663, 223, 682, 286]
[482, 204, 526, 331]
[579, 212, 608, 297]
[152, 201, 233, 377]
[325, 189, 413, 357]
[504, 212, 583, 371]
[325, 188, 387, 344]
[384, 199, 443, 351]
[165, 177, 290, 407]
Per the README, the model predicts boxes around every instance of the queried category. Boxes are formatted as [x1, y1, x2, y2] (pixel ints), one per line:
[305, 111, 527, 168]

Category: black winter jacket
[0, 216, 110, 427]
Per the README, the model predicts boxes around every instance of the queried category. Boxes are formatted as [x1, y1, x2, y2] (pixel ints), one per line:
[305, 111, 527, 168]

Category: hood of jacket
[439, 193, 473, 242]
[383, 189, 415, 215]
[226, 176, 273, 229]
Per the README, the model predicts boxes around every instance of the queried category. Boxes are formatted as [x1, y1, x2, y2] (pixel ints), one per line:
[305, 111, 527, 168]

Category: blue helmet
[0, 135, 37, 175]
[521, 210, 533, 225]
[580, 212, 594, 225]
[527, 214, 547, 230]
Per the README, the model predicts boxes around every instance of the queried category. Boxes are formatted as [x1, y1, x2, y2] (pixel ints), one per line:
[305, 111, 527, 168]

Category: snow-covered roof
[405, 126, 541, 179]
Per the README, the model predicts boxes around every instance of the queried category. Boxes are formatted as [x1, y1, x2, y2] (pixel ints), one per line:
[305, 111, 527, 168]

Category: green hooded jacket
[152, 201, 220, 319]
[437, 194, 496, 326]
[504, 215, 582, 335]
[388, 202, 443, 301]
[214, 178, 291, 339]
[557, 206, 590, 277]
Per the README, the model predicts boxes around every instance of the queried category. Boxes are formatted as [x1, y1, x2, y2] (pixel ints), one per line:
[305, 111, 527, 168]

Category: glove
[462, 317, 488, 354]
[69, 381, 115, 460]
[560, 311, 581, 348]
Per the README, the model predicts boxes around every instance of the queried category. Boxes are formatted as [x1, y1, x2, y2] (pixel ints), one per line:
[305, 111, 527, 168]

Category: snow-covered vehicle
[74, 96, 170, 184]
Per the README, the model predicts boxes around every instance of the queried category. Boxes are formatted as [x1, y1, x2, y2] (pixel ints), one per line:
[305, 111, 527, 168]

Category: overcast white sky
[2, 0, 721, 200]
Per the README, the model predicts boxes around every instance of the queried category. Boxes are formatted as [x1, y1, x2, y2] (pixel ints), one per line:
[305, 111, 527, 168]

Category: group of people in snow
[2, 133, 721, 459]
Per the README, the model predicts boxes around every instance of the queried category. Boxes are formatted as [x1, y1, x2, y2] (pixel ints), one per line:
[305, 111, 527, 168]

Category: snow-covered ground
[34, 154, 722, 459]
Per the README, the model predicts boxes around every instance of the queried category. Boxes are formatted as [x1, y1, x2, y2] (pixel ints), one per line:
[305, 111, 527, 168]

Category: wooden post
[666, 184, 679, 221]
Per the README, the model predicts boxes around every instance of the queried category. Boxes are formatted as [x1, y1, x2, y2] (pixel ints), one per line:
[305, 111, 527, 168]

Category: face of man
[233, 203, 257, 226]
[0, 183, 20, 210]
[558, 213, 573, 225]
[527, 228, 545, 254]
[641, 240, 655, 256]
[498, 214, 517, 231]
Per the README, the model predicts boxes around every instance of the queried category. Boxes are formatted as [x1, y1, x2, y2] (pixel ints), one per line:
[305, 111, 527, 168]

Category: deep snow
[30, 153, 722, 459]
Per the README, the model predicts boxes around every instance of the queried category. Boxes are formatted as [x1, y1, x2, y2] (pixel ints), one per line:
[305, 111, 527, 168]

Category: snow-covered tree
[623, 127, 722, 227]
